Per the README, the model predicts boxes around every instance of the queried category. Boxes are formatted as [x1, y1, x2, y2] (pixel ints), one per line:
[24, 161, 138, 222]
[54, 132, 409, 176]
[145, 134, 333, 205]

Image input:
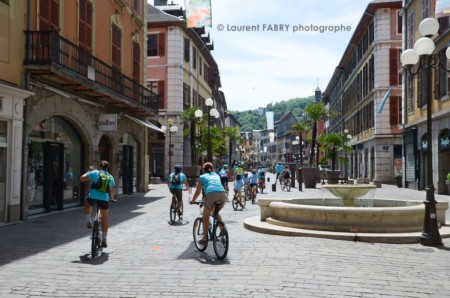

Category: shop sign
[440, 131, 450, 152]
[98, 114, 117, 132]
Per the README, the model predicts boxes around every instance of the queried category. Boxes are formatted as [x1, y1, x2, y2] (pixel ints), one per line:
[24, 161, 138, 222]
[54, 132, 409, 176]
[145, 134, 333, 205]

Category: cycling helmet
[244, 172, 248, 177]
[252, 169, 257, 174]
[174, 164, 182, 172]
[224, 165, 228, 169]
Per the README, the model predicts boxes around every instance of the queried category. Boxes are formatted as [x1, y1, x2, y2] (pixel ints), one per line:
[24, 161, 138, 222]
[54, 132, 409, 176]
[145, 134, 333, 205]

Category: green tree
[304, 102, 327, 167]
[317, 132, 351, 171]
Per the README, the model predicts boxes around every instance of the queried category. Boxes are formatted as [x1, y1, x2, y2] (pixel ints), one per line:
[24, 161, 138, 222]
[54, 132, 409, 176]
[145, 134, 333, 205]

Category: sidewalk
[0, 173, 449, 297]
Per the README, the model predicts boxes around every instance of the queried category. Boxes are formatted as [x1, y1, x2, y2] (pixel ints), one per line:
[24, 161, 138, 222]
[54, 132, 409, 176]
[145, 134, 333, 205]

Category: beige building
[323, 0, 403, 183]
[402, 0, 450, 194]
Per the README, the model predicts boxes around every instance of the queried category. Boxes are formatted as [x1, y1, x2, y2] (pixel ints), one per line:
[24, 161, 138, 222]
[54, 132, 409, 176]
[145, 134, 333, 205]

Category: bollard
[272, 183, 276, 192]
[267, 177, 270, 182]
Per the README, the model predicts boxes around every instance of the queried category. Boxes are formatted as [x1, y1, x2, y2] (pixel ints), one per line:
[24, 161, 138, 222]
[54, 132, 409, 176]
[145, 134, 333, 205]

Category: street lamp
[161, 119, 178, 176]
[195, 98, 219, 162]
[400, 17, 448, 247]
[343, 129, 352, 179]
[292, 136, 304, 191]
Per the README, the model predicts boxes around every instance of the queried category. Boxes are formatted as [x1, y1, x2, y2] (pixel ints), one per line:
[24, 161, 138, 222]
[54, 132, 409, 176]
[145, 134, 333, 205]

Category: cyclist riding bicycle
[282, 166, 291, 180]
[167, 164, 190, 220]
[218, 165, 231, 190]
[189, 162, 227, 246]
[257, 167, 266, 191]
[249, 169, 258, 196]
[233, 174, 244, 207]
[80, 160, 115, 248]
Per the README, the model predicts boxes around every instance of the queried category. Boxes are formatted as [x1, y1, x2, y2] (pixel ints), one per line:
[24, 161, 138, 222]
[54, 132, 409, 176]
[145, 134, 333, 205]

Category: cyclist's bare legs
[202, 205, 223, 241]
[100, 209, 109, 234]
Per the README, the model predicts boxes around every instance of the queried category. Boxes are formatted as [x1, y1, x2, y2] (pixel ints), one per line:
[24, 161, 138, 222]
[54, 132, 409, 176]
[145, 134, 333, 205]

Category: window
[407, 72, 415, 113]
[147, 33, 165, 57]
[184, 38, 190, 62]
[422, 0, 429, 19]
[390, 96, 402, 126]
[407, 11, 415, 49]
[39, 0, 60, 31]
[397, 10, 402, 34]
[133, 0, 141, 16]
[389, 48, 400, 86]
[111, 23, 122, 69]
[148, 81, 165, 109]
[193, 47, 197, 70]
[132, 41, 140, 81]
[79, 0, 93, 51]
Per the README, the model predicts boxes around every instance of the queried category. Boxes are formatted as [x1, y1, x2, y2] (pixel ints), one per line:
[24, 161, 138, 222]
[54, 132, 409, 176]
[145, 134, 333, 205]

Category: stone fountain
[244, 184, 450, 243]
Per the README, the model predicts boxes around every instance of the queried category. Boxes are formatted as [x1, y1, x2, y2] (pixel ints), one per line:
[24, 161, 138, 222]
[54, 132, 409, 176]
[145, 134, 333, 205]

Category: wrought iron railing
[24, 31, 159, 114]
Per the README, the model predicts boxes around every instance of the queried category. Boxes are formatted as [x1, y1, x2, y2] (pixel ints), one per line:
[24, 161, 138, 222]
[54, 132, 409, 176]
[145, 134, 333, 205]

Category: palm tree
[318, 132, 350, 171]
[289, 121, 310, 167]
[304, 102, 327, 167]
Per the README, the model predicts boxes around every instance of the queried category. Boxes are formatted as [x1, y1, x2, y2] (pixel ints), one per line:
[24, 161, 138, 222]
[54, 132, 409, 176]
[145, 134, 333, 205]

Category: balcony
[24, 31, 159, 117]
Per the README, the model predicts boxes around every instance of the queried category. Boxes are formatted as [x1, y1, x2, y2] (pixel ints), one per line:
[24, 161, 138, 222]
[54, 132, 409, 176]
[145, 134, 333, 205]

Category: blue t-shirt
[87, 170, 115, 201]
[276, 164, 283, 173]
[257, 168, 266, 179]
[250, 174, 258, 184]
[168, 172, 187, 189]
[200, 172, 225, 195]
[234, 178, 244, 190]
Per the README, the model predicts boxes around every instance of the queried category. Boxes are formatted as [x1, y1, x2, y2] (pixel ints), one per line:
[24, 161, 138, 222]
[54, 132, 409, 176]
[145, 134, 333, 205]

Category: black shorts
[170, 188, 183, 201]
[86, 198, 109, 210]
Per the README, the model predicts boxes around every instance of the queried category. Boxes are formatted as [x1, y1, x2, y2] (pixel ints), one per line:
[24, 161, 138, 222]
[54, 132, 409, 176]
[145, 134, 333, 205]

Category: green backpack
[92, 171, 110, 192]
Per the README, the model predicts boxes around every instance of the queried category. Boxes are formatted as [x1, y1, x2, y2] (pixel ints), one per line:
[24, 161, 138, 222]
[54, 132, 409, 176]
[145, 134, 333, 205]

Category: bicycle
[90, 205, 103, 259]
[169, 195, 182, 223]
[258, 178, 265, 194]
[192, 200, 229, 260]
[281, 177, 291, 191]
[243, 184, 249, 201]
[278, 175, 284, 188]
[232, 191, 245, 210]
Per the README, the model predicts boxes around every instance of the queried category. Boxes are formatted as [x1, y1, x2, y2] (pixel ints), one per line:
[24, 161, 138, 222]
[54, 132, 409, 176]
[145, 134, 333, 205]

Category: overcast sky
[148, 0, 373, 111]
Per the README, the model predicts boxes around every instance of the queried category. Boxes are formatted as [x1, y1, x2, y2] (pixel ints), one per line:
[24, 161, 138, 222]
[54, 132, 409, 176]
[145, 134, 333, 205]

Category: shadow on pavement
[178, 242, 230, 265]
[0, 194, 164, 266]
[75, 252, 110, 265]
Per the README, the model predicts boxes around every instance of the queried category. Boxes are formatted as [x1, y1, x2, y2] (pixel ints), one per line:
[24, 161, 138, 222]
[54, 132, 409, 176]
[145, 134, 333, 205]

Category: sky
[148, 0, 373, 111]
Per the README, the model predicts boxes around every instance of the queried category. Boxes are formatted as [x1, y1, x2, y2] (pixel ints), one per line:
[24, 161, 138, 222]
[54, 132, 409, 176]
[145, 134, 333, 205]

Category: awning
[123, 114, 165, 133]
[377, 87, 392, 113]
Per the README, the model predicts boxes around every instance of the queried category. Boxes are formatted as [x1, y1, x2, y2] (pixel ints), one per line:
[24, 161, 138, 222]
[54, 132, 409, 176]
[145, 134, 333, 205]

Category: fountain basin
[322, 184, 376, 206]
[259, 198, 448, 233]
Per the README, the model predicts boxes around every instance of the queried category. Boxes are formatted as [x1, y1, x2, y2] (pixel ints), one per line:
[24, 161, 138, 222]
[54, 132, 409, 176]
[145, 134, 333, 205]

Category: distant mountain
[229, 96, 315, 132]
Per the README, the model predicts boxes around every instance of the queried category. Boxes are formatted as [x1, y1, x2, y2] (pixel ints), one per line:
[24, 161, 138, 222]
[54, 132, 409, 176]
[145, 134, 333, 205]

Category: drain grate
[409, 248, 435, 253]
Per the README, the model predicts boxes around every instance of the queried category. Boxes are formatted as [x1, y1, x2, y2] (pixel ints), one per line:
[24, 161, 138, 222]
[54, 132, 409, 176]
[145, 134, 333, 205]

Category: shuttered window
[79, 0, 93, 51]
[39, 0, 60, 31]
[111, 23, 122, 68]
[133, 42, 140, 81]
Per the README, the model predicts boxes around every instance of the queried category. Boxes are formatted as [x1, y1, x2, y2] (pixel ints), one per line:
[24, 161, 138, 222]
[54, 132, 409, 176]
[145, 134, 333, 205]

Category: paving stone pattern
[1, 174, 450, 297]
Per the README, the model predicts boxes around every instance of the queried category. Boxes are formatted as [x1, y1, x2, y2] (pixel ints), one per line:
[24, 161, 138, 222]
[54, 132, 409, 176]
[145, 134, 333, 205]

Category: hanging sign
[98, 114, 117, 132]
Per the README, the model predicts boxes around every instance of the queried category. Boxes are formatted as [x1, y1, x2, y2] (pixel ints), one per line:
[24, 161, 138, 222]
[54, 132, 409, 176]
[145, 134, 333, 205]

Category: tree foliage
[229, 96, 315, 131]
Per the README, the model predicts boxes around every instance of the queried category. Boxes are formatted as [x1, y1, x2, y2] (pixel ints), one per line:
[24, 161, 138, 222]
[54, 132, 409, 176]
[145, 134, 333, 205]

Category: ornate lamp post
[195, 98, 219, 162]
[161, 119, 178, 176]
[343, 129, 352, 179]
[400, 17, 449, 247]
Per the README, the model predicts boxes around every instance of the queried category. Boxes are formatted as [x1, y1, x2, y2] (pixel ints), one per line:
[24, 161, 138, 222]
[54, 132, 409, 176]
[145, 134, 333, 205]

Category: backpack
[172, 173, 181, 185]
[92, 171, 110, 192]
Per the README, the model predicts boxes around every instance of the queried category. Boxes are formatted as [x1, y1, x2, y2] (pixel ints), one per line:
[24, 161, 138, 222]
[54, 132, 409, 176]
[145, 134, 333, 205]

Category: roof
[147, 4, 184, 24]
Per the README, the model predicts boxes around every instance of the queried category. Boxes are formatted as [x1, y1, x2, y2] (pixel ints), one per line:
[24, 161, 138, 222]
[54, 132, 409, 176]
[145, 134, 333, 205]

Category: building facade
[0, 1, 35, 223]
[147, 3, 225, 176]
[21, 0, 159, 220]
[402, 0, 450, 194]
[323, 0, 403, 183]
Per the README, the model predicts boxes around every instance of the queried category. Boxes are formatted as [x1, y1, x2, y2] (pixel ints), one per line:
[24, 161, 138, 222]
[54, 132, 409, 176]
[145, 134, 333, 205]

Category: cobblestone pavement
[1, 173, 450, 297]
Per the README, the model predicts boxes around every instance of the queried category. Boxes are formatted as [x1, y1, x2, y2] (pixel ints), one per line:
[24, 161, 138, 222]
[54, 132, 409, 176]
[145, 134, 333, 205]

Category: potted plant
[318, 132, 350, 184]
[302, 102, 328, 188]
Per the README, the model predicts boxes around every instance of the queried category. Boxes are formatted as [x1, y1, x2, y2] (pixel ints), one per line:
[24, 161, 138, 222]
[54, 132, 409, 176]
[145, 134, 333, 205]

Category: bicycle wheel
[281, 181, 286, 191]
[91, 221, 101, 258]
[259, 182, 264, 194]
[286, 179, 291, 191]
[232, 195, 238, 210]
[252, 193, 256, 204]
[169, 200, 177, 223]
[213, 221, 229, 260]
[193, 217, 207, 252]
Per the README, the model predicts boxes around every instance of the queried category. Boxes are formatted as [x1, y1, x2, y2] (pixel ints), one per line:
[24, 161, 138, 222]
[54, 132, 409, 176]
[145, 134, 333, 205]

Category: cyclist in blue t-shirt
[80, 160, 115, 248]
[168, 164, 190, 220]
